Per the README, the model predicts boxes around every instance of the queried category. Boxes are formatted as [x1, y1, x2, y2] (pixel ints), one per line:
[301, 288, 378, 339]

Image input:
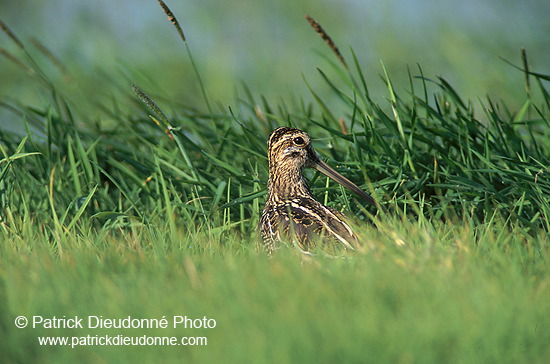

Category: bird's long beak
[313, 159, 376, 206]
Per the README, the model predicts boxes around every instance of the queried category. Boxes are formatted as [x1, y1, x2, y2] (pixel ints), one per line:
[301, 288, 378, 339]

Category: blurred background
[1, 0, 549, 131]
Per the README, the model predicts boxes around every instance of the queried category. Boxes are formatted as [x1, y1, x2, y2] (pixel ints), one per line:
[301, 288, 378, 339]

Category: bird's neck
[267, 165, 313, 202]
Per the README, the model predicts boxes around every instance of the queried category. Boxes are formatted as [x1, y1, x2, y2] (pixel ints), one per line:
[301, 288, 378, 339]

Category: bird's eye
[293, 137, 305, 145]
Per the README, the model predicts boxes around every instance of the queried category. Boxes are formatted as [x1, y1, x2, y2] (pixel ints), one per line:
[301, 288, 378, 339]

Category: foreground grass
[1, 217, 548, 363]
[1, 10, 550, 362]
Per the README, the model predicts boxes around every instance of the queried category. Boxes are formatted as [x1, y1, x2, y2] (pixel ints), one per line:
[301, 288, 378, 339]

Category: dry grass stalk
[0, 47, 34, 74]
[157, 0, 186, 42]
[304, 14, 347, 69]
[0, 20, 25, 49]
[30, 38, 71, 81]
[339, 117, 348, 135]
[131, 84, 169, 123]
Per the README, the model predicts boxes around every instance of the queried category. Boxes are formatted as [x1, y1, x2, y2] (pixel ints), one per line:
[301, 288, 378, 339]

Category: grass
[1, 218, 548, 363]
[1, 5, 549, 363]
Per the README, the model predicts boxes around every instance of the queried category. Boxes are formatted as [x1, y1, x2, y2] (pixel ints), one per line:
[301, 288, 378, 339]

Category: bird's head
[266, 127, 376, 205]
[267, 127, 318, 171]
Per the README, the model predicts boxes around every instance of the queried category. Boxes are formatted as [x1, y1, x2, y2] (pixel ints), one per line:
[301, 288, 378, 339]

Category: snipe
[260, 127, 376, 253]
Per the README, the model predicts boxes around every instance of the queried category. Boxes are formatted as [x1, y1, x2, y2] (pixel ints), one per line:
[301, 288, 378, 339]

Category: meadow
[1, 2, 549, 363]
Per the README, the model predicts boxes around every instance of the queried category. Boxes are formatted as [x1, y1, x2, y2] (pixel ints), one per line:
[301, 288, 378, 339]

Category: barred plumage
[260, 127, 376, 253]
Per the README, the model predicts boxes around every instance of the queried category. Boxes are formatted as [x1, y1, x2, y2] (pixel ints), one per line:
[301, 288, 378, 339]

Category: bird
[260, 127, 376, 254]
